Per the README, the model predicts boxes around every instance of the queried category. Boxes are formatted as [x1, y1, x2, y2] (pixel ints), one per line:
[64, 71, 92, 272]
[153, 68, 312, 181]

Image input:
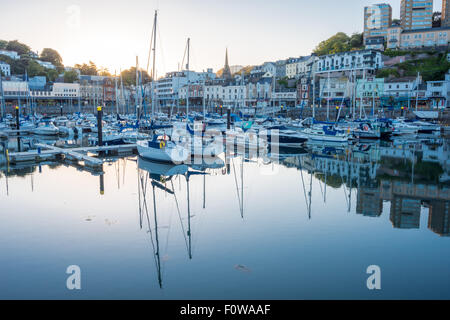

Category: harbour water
[1, 137, 449, 299]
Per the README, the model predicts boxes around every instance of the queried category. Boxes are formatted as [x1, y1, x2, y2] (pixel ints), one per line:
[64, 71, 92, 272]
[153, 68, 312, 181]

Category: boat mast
[186, 38, 190, 119]
[115, 71, 118, 115]
[151, 11, 157, 119]
[135, 56, 139, 119]
[326, 71, 330, 121]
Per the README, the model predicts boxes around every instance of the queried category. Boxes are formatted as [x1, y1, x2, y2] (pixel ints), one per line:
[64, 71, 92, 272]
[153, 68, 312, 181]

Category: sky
[0, 0, 443, 76]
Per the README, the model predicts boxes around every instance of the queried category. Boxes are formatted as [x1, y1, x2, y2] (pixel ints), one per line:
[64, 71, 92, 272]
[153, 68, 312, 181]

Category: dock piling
[97, 106, 103, 147]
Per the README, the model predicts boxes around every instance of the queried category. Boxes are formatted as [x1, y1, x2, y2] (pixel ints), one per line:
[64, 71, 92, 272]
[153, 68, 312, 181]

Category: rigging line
[171, 180, 189, 252]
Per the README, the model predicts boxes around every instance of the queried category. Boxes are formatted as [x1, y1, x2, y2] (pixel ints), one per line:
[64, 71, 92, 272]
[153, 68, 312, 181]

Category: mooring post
[15, 106, 20, 132]
[15, 106, 21, 152]
[227, 107, 231, 130]
[60, 105, 63, 116]
[97, 106, 103, 147]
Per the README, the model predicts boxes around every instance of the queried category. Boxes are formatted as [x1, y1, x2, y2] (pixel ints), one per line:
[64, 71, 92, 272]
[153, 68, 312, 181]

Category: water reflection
[276, 139, 449, 236]
[0, 137, 449, 297]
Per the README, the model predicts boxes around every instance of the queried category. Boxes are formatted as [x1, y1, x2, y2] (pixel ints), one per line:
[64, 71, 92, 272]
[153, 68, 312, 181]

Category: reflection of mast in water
[232, 157, 244, 219]
[138, 170, 164, 288]
[186, 173, 192, 259]
[299, 159, 312, 220]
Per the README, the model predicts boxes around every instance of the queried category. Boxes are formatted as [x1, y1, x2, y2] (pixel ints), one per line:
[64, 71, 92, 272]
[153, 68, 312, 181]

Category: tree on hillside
[40, 48, 63, 69]
[121, 67, 151, 86]
[74, 61, 98, 75]
[98, 67, 112, 77]
[6, 40, 30, 55]
[64, 70, 79, 83]
[313, 32, 364, 56]
[349, 33, 363, 49]
[0, 40, 8, 50]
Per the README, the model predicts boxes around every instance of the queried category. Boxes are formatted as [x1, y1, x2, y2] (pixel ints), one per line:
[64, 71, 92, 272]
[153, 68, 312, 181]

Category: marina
[1, 0, 450, 304]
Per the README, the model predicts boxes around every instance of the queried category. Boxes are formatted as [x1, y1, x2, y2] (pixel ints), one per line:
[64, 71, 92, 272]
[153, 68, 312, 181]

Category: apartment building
[364, 3, 393, 42]
[400, 0, 433, 30]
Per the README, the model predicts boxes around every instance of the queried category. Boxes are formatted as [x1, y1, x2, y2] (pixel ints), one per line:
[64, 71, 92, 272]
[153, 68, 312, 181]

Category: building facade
[400, 0, 433, 30]
[387, 26, 450, 49]
[315, 50, 383, 75]
[426, 73, 450, 108]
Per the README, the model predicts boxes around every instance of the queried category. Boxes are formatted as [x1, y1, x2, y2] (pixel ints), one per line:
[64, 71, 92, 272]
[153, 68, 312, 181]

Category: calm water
[0, 138, 449, 299]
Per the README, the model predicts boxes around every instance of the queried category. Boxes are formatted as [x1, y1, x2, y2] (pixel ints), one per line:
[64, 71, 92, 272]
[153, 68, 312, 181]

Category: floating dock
[7, 143, 137, 167]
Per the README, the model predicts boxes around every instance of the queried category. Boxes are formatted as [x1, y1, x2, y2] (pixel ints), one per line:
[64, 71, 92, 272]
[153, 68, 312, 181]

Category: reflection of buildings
[283, 142, 449, 236]
[390, 197, 421, 229]
[356, 185, 383, 217]
[428, 201, 450, 237]
[384, 180, 450, 232]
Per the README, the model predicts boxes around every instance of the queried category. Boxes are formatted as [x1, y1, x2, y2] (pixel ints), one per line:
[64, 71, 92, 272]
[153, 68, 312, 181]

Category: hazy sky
[0, 0, 443, 76]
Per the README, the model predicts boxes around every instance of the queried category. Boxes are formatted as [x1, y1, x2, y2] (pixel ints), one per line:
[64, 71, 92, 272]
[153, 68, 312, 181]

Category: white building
[1, 81, 29, 97]
[319, 77, 353, 101]
[285, 58, 300, 78]
[272, 91, 297, 105]
[426, 74, 450, 108]
[51, 83, 80, 98]
[154, 69, 216, 106]
[0, 61, 11, 76]
[0, 50, 20, 60]
[316, 50, 383, 75]
[35, 60, 56, 70]
[201, 84, 246, 107]
[155, 71, 188, 105]
[383, 77, 419, 98]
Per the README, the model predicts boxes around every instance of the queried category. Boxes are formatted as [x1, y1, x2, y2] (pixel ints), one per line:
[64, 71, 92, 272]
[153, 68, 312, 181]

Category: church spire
[222, 48, 232, 80]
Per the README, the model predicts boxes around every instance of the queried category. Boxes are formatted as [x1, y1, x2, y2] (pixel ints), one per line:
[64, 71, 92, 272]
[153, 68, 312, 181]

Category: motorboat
[32, 121, 59, 136]
[302, 125, 350, 143]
